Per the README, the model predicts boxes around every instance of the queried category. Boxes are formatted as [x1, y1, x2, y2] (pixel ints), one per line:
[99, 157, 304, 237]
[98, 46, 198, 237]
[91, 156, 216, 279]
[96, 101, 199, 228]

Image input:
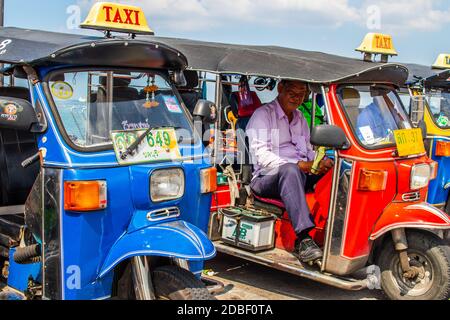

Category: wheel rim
[389, 250, 434, 297]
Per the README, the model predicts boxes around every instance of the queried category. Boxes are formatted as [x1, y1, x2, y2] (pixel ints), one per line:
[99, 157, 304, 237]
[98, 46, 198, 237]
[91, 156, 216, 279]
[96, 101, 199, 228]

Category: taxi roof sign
[80, 2, 154, 35]
[432, 54, 450, 70]
[356, 33, 398, 60]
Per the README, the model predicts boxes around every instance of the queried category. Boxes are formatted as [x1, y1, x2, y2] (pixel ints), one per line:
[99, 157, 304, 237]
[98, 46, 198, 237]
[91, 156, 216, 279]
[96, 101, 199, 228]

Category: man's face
[278, 81, 309, 112]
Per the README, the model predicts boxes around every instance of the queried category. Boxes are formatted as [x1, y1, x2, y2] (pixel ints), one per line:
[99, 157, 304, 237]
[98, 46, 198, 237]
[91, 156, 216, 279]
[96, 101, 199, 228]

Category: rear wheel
[377, 230, 450, 300]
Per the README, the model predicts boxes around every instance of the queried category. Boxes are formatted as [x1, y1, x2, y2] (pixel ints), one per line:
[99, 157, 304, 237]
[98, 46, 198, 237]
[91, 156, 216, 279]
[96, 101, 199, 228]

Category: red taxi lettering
[123, 9, 134, 24]
[102, 6, 141, 25]
[113, 9, 123, 23]
[375, 35, 391, 49]
[103, 5, 113, 22]
[134, 10, 140, 25]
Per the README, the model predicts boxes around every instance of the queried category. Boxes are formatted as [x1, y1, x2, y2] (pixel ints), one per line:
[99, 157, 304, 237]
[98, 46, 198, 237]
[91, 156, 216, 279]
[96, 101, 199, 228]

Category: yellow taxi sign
[432, 54, 450, 70]
[356, 33, 398, 56]
[394, 128, 426, 157]
[80, 2, 154, 35]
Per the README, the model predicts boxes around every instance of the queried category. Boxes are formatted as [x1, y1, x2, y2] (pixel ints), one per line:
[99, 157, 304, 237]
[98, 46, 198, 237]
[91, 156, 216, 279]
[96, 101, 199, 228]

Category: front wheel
[116, 262, 215, 300]
[377, 230, 450, 300]
[152, 265, 215, 300]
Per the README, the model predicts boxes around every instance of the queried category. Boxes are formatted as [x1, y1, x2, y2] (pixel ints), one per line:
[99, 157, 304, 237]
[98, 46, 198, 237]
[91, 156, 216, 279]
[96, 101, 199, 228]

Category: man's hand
[318, 158, 334, 175]
[298, 161, 314, 173]
[298, 159, 334, 175]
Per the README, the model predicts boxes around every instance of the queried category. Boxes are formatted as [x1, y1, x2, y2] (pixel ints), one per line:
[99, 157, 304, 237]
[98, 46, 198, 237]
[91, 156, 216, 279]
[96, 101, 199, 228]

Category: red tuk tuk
[155, 34, 450, 300]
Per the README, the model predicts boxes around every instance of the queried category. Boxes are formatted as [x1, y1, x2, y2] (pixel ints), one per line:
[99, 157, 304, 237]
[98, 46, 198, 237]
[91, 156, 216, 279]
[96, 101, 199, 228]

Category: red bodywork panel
[211, 84, 448, 265]
[370, 202, 450, 240]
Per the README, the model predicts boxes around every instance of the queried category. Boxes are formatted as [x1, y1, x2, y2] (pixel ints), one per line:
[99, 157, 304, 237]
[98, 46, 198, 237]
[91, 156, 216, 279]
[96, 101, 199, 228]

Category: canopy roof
[0, 27, 408, 85]
[0, 27, 187, 71]
[403, 63, 450, 88]
[152, 37, 409, 85]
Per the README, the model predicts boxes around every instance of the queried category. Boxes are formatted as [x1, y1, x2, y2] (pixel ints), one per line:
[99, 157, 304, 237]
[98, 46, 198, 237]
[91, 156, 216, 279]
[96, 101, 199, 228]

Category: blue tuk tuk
[399, 60, 450, 214]
[0, 2, 217, 300]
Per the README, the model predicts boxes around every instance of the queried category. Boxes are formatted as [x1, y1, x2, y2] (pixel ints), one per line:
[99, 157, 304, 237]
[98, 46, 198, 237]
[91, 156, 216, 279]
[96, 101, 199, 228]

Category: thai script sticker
[394, 128, 426, 157]
[163, 95, 183, 114]
[0, 101, 23, 121]
[111, 128, 182, 165]
[51, 81, 74, 100]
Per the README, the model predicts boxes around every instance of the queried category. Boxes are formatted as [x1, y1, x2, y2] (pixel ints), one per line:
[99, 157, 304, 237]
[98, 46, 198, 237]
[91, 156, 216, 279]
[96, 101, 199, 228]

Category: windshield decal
[121, 120, 151, 130]
[163, 95, 182, 114]
[437, 114, 449, 127]
[359, 126, 375, 145]
[51, 81, 74, 100]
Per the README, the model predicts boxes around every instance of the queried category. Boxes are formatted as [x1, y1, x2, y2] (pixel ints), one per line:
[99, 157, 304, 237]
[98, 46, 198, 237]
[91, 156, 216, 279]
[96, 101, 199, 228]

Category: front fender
[98, 220, 216, 278]
[370, 202, 450, 240]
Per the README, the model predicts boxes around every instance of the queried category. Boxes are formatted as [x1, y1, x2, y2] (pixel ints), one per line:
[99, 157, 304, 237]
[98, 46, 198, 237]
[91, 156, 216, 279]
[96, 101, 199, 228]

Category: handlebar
[21, 152, 41, 168]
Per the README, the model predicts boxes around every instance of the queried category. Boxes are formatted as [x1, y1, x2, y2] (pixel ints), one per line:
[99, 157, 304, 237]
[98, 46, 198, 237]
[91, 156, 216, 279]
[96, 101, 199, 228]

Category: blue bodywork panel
[98, 221, 215, 278]
[7, 248, 41, 293]
[6, 66, 216, 300]
[428, 138, 450, 211]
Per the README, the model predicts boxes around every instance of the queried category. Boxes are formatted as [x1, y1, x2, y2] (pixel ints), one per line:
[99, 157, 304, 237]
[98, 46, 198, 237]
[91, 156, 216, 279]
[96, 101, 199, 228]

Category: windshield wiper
[120, 126, 181, 160]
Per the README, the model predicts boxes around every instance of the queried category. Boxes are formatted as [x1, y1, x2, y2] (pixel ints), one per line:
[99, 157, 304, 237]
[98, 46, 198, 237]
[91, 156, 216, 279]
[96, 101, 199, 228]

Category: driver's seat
[0, 87, 39, 208]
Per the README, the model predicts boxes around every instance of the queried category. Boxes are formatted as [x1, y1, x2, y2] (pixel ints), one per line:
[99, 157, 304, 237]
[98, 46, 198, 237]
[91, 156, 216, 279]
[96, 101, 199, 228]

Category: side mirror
[173, 70, 187, 87]
[0, 97, 39, 131]
[311, 125, 351, 150]
[193, 99, 217, 123]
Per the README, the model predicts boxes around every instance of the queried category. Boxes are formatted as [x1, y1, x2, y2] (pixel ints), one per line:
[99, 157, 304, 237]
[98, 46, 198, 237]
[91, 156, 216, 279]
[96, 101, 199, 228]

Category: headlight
[150, 168, 185, 202]
[410, 164, 431, 190]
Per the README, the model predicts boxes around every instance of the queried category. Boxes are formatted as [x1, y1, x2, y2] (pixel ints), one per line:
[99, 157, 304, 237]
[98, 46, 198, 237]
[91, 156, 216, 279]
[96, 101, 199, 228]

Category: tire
[152, 265, 215, 300]
[377, 230, 450, 300]
[116, 263, 215, 300]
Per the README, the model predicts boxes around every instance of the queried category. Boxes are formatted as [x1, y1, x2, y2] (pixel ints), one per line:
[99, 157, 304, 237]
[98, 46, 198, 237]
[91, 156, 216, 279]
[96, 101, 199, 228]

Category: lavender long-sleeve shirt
[246, 99, 316, 178]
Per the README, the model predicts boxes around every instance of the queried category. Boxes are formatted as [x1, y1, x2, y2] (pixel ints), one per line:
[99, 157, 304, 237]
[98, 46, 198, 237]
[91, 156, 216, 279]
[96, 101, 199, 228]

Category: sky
[3, 0, 450, 65]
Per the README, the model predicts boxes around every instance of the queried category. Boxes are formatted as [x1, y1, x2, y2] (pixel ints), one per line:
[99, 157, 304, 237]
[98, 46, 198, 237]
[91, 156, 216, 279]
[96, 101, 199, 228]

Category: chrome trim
[212, 73, 222, 165]
[402, 192, 421, 202]
[131, 256, 155, 300]
[173, 258, 190, 271]
[42, 168, 63, 300]
[215, 242, 370, 291]
[426, 135, 450, 141]
[146, 207, 180, 222]
[322, 152, 342, 272]
[0, 205, 24, 216]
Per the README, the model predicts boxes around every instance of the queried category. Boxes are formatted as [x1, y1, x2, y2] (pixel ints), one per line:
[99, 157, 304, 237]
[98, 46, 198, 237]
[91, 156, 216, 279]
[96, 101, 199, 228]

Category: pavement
[205, 253, 385, 300]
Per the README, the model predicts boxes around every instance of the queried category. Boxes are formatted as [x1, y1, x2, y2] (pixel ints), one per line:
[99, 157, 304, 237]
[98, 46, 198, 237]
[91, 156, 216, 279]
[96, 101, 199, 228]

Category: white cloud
[76, 0, 450, 34]
[362, 0, 450, 33]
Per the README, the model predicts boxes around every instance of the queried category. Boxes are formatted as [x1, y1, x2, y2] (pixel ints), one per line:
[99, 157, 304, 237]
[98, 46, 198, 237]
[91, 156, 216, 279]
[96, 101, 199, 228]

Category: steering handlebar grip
[21, 152, 41, 168]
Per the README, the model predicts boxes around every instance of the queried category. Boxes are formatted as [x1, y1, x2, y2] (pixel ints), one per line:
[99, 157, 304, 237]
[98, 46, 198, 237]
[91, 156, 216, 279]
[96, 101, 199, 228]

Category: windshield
[427, 89, 450, 128]
[337, 85, 411, 148]
[48, 70, 193, 148]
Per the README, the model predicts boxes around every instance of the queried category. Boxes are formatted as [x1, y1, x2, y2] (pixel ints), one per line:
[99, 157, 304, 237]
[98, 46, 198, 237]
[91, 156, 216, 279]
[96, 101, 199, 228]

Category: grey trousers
[250, 163, 318, 235]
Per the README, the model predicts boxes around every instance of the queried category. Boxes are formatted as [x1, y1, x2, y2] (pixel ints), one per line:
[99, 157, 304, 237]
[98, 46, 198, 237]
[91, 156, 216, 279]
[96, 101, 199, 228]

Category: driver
[246, 80, 334, 263]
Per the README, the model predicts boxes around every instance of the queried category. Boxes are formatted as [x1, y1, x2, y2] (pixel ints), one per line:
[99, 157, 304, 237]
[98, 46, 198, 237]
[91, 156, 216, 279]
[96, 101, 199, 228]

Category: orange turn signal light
[435, 141, 450, 157]
[64, 181, 107, 212]
[357, 169, 388, 192]
[200, 167, 217, 194]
